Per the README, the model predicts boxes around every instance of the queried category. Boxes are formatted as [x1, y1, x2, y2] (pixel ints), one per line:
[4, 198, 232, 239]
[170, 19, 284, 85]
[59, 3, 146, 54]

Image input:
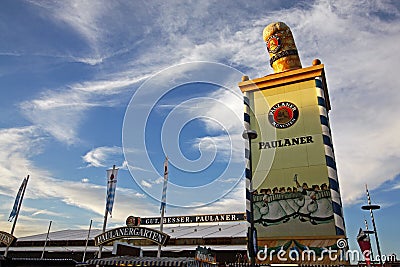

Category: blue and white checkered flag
[106, 168, 118, 217]
[160, 157, 168, 212]
[8, 178, 27, 222]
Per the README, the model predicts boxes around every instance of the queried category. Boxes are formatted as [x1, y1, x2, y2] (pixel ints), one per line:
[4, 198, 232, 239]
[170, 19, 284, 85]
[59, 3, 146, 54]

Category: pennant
[160, 157, 168, 212]
[8, 178, 27, 222]
[106, 168, 118, 217]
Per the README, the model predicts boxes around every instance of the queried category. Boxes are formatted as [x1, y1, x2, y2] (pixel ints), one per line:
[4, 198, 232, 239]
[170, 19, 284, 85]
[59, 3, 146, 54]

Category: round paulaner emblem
[268, 102, 299, 129]
[266, 35, 282, 54]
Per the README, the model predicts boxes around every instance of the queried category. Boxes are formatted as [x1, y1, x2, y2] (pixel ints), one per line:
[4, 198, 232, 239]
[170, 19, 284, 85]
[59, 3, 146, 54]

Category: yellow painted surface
[248, 77, 337, 238]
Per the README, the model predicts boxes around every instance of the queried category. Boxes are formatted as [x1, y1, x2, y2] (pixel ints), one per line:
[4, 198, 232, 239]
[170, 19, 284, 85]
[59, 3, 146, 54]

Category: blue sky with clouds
[0, 0, 399, 257]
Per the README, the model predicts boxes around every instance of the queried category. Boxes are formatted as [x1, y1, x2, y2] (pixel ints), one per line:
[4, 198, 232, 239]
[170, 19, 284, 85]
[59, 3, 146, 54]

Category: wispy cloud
[188, 88, 245, 163]
[31, 209, 66, 217]
[141, 180, 152, 189]
[20, 74, 147, 145]
[0, 126, 48, 195]
[82, 146, 123, 168]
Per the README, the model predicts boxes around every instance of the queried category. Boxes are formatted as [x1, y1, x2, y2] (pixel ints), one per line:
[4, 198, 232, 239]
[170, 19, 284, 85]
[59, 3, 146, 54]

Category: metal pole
[366, 185, 383, 266]
[41, 220, 52, 259]
[158, 157, 168, 258]
[82, 219, 93, 262]
[157, 206, 165, 257]
[4, 175, 30, 257]
[248, 136, 256, 267]
[243, 130, 257, 267]
[98, 209, 108, 259]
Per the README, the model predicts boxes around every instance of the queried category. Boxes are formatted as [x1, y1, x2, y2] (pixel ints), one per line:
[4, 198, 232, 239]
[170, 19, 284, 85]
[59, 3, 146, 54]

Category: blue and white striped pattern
[8, 178, 27, 222]
[315, 77, 346, 236]
[106, 168, 118, 216]
[160, 157, 168, 212]
[243, 92, 252, 224]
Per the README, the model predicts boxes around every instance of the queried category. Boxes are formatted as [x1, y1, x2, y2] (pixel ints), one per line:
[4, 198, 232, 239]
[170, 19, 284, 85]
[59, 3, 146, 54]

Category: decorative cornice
[239, 64, 331, 110]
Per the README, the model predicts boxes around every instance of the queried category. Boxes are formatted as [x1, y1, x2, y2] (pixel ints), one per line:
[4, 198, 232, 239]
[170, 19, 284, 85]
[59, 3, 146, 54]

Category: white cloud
[27, 0, 109, 55]
[19, 74, 147, 145]
[82, 146, 123, 168]
[393, 183, 400, 190]
[154, 177, 164, 185]
[140, 180, 153, 189]
[31, 209, 66, 217]
[188, 88, 246, 163]
[134, 192, 146, 198]
[0, 126, 49, 196]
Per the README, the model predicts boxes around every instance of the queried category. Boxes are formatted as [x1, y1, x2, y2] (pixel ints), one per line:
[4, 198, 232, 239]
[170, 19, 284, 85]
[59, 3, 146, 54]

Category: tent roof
[16, 223, 247, 242]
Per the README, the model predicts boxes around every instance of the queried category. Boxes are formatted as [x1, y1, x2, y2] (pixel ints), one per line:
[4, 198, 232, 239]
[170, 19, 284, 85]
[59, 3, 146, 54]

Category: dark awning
[86, 256, 199, 267]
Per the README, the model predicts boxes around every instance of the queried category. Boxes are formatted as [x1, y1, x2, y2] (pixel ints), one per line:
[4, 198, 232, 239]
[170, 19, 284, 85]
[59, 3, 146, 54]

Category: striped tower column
[243, 92, 252, 224]
[315, 77, 346, 236]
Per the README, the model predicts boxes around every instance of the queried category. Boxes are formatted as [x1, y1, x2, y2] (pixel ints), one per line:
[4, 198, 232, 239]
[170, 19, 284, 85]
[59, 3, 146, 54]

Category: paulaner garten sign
[94, 226, 170, 246]
[0, 231, 16, 246]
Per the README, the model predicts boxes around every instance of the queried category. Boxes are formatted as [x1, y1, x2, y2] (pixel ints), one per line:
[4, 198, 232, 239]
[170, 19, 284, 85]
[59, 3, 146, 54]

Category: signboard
[0, 231, 16, 246]
[94, 226, 170, 246]
[249, 78, 337, 237]
[141, 213, 245, 225]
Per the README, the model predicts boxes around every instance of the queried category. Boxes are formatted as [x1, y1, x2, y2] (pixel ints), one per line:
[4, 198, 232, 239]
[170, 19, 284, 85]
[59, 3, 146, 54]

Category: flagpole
[4, 175, 29, 257]
[98, 207, 109, 259]
[157, 203, 166, 257]
[41, 220, 52, 259]
[361, 184, 383, 266]
[82, 219, 93, 262]
[157, 157, 168, 258]
[98, 165, 116, 259]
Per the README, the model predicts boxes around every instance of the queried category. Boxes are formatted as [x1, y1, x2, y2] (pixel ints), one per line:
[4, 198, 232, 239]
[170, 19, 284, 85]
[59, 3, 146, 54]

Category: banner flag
[106, 168, 118, 217]
[357, 228, 372, 265]
[160, 157, 168, 212]
[8, 178, 27, 222]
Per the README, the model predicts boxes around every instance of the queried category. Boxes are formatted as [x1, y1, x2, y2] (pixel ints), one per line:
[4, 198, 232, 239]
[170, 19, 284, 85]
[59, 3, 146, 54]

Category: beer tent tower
[239, 22, 347, 265]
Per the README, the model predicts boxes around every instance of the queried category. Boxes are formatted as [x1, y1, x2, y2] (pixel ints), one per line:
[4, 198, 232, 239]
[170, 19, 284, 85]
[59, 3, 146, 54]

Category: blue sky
[0, 0, 399, 257]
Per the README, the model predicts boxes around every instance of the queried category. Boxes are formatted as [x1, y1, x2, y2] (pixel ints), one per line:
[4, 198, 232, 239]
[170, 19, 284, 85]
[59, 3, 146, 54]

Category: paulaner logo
[268, 101, 299, 129]
[256, 239, 398, 262]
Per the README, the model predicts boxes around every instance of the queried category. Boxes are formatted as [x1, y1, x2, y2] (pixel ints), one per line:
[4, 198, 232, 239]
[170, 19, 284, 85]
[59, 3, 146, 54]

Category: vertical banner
[160, 157, 168, 212]
[106, 168, 118, 216]
[8, 178, 27, 222]
[357, 228, 371, 266]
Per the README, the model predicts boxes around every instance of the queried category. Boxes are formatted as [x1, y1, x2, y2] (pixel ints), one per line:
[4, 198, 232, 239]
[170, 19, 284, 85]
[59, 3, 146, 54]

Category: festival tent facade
[0, 223, 247, 265]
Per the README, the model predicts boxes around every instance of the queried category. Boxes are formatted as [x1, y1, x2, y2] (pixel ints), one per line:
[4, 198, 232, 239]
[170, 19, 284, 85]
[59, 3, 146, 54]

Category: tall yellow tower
[241, 22, 346, 265]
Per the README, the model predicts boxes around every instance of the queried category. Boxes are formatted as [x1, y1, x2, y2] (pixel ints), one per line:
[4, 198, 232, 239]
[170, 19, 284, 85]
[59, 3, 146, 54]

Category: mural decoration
[253, 175, 334, 228]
